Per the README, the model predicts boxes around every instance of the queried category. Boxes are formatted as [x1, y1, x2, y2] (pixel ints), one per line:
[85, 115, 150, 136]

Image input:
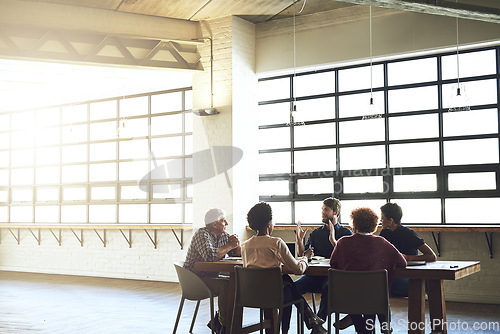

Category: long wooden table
[194, 259, 480, 334]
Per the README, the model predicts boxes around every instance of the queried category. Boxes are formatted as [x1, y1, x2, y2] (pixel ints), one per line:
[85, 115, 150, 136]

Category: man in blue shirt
[294, 197, 352, 322]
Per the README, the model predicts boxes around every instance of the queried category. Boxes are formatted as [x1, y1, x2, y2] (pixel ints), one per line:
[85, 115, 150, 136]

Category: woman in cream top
[241, 202, 328, 334]
[242, 233, 307, 274]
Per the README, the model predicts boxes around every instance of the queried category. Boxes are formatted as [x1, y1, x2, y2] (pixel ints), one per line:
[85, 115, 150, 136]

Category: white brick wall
[0, 229, 192, 282]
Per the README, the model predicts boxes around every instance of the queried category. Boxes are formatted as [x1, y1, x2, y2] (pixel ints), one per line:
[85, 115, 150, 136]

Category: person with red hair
[330, 207, 407, 334]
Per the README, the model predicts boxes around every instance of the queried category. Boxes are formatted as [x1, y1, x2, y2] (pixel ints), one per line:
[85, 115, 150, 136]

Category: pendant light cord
[369, 6, 374, 104]
[293, 3, 297, 112]
[456, 15, 460, 86]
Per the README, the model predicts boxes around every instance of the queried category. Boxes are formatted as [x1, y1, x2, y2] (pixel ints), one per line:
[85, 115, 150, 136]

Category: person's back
[244, 202, 327, 334]
[329, 207, 406, 334]
[330, 233, 406, 286]
[242, 234, 306, 274]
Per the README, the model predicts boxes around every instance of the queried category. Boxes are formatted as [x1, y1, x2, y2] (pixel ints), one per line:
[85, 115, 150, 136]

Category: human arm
[329, 238, 342, 269]
[403, 243, 437, 262]
[228, 234, 242, 256]
[395, 247, 408, 268]
[217, 234, 241, 259]
[277, 238, 308, 274]
[295, 221, 309, 257]
[328, 216, 338, 248]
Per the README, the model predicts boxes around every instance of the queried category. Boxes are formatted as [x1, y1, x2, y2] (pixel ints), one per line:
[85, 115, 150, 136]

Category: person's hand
[228, 234, 240, 249]
[330, 214, 338, 227]
[328, 219, 335, 232]
[328, 217, 338, 247]
[296, 220, 308, 241]
[304, 247, 314, 260]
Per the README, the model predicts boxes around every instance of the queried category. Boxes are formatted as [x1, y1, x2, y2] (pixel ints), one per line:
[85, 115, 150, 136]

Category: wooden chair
[327, 269, 391, 334]
[173, 261, 216, 334]
[231, 266, 304, 334]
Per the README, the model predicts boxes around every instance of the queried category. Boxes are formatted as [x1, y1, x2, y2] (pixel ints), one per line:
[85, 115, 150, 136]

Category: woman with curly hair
[329, 207, 407, 334]
[242, 202, 327, 334]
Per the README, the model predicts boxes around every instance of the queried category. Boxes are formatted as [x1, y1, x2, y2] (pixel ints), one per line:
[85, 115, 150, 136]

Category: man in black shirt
[295, 197, 352, 321]
[380, 202, 437, 297]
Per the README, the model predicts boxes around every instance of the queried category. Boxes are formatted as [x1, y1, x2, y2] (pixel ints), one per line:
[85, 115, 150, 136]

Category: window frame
[258, 44, 500, 225]
[0, 88, 193, 225]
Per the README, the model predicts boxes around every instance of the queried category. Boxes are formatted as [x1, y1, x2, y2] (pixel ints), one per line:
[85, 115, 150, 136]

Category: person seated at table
[330, 207, 407, 334]
[183, 208, 241, 334]
[295, 197, 352, 324]
[379, 202, 437, 297]
[242, 202, 328, 334]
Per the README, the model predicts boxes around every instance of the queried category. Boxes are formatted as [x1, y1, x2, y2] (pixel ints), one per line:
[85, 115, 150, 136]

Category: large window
[258, 45, 500, 225]
[0, 88, 193, 224]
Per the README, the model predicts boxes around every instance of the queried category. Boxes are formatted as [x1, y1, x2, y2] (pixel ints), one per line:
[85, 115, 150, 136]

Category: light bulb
[363, 97, 382, 120]
[448, 83, 471, 112]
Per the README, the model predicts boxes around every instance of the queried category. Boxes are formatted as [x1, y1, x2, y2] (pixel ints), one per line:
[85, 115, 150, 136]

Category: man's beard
[322, 216, 330, 224]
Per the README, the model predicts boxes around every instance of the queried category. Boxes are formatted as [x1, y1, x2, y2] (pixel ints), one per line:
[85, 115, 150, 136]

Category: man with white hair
[183, 208, 241, 334]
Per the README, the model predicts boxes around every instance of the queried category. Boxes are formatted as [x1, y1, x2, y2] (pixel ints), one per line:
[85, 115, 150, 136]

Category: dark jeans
[282, 274, 306, 333]
[390, 278, 409, 297]
[294, 274, 329, 320]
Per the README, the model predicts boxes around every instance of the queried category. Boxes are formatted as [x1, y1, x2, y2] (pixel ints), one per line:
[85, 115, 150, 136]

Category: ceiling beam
[332, 0, 500, 24]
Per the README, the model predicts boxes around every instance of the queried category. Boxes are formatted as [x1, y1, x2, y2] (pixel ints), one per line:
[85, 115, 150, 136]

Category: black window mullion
[437, 54, 447, 225]
[334, 69, 341, 199]
[383, 62, 391, 203]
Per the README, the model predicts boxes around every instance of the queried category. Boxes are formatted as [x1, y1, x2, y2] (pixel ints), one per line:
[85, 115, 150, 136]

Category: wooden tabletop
[194, 259, 480, 281]
[395, 260, 480, 280]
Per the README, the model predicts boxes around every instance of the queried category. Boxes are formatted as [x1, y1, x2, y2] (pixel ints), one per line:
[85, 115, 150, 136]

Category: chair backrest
[234, 266, 284, 309]
[328, 268, 389, 315]
[174, 261, 212, 301]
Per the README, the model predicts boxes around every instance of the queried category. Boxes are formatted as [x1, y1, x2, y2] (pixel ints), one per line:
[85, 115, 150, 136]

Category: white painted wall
[256, 6, 500, 74]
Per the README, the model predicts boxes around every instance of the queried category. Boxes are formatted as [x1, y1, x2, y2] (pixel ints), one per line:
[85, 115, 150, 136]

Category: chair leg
[260, 308, 264, 334]
[296, 304, 300, 334]
[335, 313, 340, 334]
[189, 300, 200, 333]
[209, 297, 216, 334]
[231, 305, 243, 334]
[277, 308, 282, 334]
[299, 300, 305, 334]
[383, 310, 391, 334]
[311, 293, 317, 314]
[173, 297, 185, 334]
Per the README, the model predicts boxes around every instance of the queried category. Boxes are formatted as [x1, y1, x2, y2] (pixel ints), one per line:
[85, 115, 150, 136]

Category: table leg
[408, 278, 426, 334]
[428, 279, 447, 334]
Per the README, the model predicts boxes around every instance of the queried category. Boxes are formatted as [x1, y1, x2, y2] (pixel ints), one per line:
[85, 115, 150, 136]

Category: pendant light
[287, 0, 306, 127]
[448, 6, 471, 112]
[363, 6, 381, 120]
